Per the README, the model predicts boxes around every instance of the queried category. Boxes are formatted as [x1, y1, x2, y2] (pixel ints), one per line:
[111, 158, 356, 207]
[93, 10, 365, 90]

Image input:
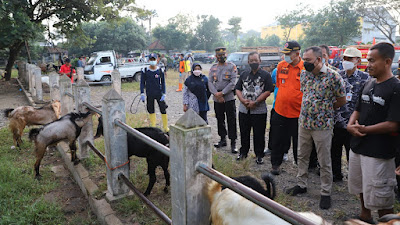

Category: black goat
[224, 173, 276, 199]
[95, 116, 170, 196]
[29, 111, 93, 178]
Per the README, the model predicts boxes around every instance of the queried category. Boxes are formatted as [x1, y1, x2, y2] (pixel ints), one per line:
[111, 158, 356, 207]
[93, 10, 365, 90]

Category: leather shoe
[319, 195, 331, 209]
[214, 139, 227, 148]
[231, 140, 238, 154]
[256, 157, 264, 164]
[286, 185, 307, 196]
[236, 154, 247, 161]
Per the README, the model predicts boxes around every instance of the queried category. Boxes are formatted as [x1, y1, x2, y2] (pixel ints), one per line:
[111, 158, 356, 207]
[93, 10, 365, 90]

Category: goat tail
[29, 128, 40, 141]
[261, 172, 276, 200]
[4, 108, 14, 117]
[207, 180, 222, 204]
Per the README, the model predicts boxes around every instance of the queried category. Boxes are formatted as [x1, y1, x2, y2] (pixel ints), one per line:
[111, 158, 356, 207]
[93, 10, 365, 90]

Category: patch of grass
[12, 69, 18, 78]
[0, 128, 65, 224]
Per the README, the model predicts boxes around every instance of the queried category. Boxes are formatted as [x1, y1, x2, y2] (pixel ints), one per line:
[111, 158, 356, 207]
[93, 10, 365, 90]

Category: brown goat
[4, 100, 61, 148]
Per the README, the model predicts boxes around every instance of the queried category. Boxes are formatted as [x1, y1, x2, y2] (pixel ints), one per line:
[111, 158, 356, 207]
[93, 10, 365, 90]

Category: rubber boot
[149, 113, 156, 127]
[161, 114, 169, 132]
[176, 83, 182, 92]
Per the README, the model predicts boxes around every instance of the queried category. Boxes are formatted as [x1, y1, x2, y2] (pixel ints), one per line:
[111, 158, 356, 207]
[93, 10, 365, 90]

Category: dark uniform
[208, 47, 238, 152]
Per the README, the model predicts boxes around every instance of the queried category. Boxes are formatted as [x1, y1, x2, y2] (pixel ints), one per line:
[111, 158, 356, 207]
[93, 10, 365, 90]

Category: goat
[345, 213, 400, 225]
[29, 111, 93, 178]
[207, 174, 331, 225]
[5, 100, 61, 148]
[95, 116, 170, 196]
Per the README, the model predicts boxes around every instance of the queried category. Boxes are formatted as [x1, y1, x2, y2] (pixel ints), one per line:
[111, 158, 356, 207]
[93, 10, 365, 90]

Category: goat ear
[378, 214, 400, 222]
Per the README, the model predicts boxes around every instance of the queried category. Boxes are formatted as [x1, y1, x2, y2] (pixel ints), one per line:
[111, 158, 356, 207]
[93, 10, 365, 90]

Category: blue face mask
[284, 55, 293, 64]
[149, 61, 157, 66]
[322, 58, 326, 64]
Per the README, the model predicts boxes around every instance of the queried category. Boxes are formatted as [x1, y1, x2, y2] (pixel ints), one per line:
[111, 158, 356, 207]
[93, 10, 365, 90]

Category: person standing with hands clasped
[235, 52, 273, 164]
[347, 43, 400, 224]
[208, 47, 238, 154]
[140, 53, 169, 132]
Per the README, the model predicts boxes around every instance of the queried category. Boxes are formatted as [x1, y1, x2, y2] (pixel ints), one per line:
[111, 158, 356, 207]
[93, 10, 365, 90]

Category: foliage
[190, 15, 222, 52]
[0, 0, 141, 80]
[276, 4, 309, 42]
[167, 13, 195, 35]
[302, 0, 361, 47]
[64, 18, 147, 56]
[355, 0, 399, 44]
[263, 35, 282, 47]
[153, 23, 189, 52]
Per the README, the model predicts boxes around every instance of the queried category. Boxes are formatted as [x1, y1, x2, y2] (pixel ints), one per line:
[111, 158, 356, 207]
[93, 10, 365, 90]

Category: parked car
[391, 50, 400, 75]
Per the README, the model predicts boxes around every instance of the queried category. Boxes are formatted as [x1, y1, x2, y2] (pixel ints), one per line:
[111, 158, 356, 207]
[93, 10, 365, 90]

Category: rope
[129, 93, 146, 114]
[104, 157, 130, 171]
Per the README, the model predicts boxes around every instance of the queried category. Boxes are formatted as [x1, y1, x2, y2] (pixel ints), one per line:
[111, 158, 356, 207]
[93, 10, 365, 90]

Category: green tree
[191, 15, 222, 51]
[262, 35, 281, 47]
[276, 4, 309, 42]
[168, 13, 195, 35]
[153, 23, 189, 52]
[228, 17, 242, 50]
[303, 0, 361, 46]
[0, 0, 140, 81]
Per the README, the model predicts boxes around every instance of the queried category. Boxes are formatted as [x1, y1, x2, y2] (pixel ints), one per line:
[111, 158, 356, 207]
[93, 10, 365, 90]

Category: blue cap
[148, 53, 157, 59]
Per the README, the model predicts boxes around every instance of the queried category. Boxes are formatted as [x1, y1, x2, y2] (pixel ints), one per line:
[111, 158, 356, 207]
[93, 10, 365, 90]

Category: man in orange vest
[270, 41, 304, 175]
[176, 54, 186, 92]
[59, 58, 76, 83]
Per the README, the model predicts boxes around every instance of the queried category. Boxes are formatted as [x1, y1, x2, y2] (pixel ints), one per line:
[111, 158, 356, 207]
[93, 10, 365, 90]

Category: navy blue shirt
[140, 66, 166, 97]
[334, 70, 369, 129]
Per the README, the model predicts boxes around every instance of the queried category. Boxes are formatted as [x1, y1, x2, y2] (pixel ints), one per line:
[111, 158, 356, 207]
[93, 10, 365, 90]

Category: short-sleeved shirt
[334, 70, 370, 129]
[235, 68, 274, 114]
[351, 77, 400, 159]
[208, 62, 237, 102]
[299, 65, 346, 130]
[271, 68, 278, 108]
[274, 59, 304, 118]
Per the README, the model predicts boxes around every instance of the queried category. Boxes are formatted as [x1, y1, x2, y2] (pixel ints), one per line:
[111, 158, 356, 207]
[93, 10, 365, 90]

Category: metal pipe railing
[119, 173, 172, 225]
[114, 119, 170, 157]
[83, 102, 102, 115]
[86, 81, 112, 86]
[86, 141, 105, 162]
[196, 163, 318, 225]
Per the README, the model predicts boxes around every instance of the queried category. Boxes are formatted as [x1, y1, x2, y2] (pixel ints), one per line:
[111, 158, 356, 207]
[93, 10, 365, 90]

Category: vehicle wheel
[133, 72, 141, 82]
[100, 75, 112, 85]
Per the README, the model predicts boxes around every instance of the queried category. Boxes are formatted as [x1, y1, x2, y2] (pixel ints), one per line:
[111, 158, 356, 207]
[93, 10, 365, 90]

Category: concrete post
[170, 108, 212, 225]
[60, 75, 73, 116]
[102, 89, 129, 197]
[28, 65, 35, 95]
[49, 72, 60, 101]
[21, 63, 28, 86]
[111, 69, 121, 95]
[76, 67, 84, 81]
[17, 61, 24, 79]
[34, 67, 43, 101]
[74, 79, 93, 159]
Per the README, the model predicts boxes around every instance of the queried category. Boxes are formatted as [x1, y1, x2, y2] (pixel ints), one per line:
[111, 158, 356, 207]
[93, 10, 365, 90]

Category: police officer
[208, 47, 238, 153]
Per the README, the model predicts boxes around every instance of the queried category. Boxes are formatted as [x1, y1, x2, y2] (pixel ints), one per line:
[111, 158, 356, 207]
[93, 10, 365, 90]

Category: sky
[135, 0, 332, 32]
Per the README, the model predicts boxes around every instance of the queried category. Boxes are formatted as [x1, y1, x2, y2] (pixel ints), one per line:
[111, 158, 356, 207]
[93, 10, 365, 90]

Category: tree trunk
[5, 41, 24, 81]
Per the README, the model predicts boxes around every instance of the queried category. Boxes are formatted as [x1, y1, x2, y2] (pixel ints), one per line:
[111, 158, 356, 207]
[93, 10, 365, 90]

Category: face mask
[149, 61, 157, 66]
[193, 70, 202, 76]
[322, 58, 326, 65]
[342, 61, 355, 71]
[249, 63, 259, 71]
[217, 56, 226, 63]
[304, 59, 317, 72]
[284, 55, 293, 64]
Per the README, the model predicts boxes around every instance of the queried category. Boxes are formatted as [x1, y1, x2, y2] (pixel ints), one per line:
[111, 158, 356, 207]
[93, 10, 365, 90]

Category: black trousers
[330, 127, 351, 178]
[214, 100, 237, 141]
[267, 108, 276, 150]
[270, 112, 298, 167]
[239, 112, 267, 158]
[146, 96, 167, 114]
[199, 111, 208, 124]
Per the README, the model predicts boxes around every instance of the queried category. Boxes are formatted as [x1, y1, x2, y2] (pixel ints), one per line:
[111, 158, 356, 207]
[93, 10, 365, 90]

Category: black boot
[231, 140, 238, 154]
[214, 137, 227, 148]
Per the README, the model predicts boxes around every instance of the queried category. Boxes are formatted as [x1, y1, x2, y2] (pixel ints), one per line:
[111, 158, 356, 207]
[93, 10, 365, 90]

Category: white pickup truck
[84, 50, 148, 82]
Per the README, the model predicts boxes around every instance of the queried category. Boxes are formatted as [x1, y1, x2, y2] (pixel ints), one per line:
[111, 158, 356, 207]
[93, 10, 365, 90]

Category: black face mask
[249, 63, 259, 71]
[304, 59, 317, 72]
[217, 56, 227, 63]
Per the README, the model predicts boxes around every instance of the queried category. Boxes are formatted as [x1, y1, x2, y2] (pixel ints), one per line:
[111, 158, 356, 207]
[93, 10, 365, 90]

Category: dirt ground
[0, 78, 98, 224]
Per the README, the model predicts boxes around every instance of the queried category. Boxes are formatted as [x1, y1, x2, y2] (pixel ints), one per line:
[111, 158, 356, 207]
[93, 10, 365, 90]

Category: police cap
[281, 41, 301, 54]
[215, 47, 227, 54]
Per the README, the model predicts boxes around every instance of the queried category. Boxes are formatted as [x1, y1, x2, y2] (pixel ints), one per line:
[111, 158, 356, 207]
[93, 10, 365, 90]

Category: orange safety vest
[179, 60, 185, 73]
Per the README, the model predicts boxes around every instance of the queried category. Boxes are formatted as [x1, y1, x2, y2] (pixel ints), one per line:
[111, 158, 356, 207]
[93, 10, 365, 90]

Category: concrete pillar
[17, 61, 24, 79]
[34, 67, 43, 101]
[170, 108, 212, 225]
[60, 75, 73, 116]
[49, 72, 60, 101]
[102, 89, 129, 197]
[76, 67, 84, 81]
[111, 69, 121, 96]
[28, 65, 35, 95]
[74, 79, 93, 159]
[21, 63, 28, 86]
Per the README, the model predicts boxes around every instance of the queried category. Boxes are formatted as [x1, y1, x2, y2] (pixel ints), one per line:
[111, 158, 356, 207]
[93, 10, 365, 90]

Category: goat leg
[34, 146, 46, 179]
[162, 161, 170, 193]
[144, 164, 157, 196]
[70, 141, 80, 165]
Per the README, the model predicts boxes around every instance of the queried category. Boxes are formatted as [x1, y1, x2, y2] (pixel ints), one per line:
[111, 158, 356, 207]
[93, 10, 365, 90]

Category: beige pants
[348, 151, 396, 210]
[297, 127, 333, 196]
